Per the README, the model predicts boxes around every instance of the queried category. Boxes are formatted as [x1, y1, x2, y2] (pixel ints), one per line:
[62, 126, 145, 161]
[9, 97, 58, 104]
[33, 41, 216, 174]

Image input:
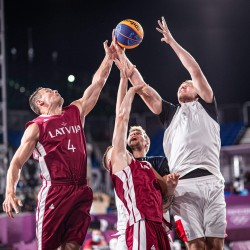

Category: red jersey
[111, 158, 163, 226]
[26, 105, 87, 181]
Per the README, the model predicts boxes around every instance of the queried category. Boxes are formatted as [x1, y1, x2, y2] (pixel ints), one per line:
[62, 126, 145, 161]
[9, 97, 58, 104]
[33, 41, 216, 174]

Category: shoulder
[159, 100, 179, 127]
[63, 104, 80, 114]
[63, 105, 82, 120]
[25, 116, 43, 129]
[197, 96, 218, 122]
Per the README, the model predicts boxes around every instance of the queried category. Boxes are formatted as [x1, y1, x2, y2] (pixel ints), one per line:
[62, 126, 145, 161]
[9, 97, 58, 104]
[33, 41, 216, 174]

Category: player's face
[39, 88, 64, 106]
[177, 81, 198, 103]
[128, 130, 146, 150]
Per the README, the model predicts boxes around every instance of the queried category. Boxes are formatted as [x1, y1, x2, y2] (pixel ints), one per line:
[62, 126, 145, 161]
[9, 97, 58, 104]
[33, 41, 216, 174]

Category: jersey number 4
[68, 139, 76, 152]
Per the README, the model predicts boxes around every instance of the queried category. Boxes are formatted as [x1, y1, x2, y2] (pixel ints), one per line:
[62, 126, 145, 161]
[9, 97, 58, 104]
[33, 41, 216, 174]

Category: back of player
[26, 105, 93, 249]
[111, 158, 170, 250]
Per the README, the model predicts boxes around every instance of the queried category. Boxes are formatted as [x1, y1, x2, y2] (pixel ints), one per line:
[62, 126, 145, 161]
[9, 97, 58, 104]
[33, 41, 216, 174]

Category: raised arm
[157, 16, 213, 103]
[111, 58, 139, 173]
[113, 58, 136, 116]
[114, 43, 163, 115]
[71, 38, 116, 118]
[111, 85, 143, 171]
[3, 123, 39, 218]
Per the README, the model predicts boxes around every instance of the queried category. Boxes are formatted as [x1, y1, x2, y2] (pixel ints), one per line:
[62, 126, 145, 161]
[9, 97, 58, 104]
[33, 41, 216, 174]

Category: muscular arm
[112, 86, 141, 173]
[111, 59, 140, 173]
[157, 16, 213, 103]
[115, 44, 163, 115]
[3, 123, 39, 218]
[71, 41, 114, 118]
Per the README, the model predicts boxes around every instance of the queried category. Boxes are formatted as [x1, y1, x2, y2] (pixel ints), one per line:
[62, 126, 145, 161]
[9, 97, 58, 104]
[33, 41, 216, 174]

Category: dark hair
[29, 87, 43, 115]
[102, 145, 113, 171]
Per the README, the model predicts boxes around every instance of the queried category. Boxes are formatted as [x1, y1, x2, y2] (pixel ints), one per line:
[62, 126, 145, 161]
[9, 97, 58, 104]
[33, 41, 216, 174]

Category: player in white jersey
[112, 16, 226, 250]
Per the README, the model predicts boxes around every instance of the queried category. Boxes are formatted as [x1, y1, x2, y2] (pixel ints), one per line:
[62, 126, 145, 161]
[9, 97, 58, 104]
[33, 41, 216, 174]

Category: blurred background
[0, 0, 250, 249]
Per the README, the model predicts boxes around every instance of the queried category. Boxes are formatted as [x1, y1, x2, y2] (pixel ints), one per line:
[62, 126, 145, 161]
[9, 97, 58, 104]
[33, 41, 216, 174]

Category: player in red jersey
[103, 58, 179, 250]
[2, 37, 116, 250]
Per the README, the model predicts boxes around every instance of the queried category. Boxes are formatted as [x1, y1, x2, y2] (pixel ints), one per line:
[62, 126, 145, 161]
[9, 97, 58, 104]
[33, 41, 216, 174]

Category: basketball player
[103, 58, 178, 250]
[2, 38, 116, 250]
[113, 17, 226, 249]
[128, 126, 169, 177]
[127, 125, 175, 228]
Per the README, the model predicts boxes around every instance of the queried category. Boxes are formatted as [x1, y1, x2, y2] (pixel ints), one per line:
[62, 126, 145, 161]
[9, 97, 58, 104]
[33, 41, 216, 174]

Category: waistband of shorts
[42, 179, 87, 186]
[179, 168, 212, 179]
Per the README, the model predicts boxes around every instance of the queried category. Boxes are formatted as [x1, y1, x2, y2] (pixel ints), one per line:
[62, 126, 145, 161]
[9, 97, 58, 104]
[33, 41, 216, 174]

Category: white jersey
[114, 190, 129, 235]
[161, 99, 224, 181]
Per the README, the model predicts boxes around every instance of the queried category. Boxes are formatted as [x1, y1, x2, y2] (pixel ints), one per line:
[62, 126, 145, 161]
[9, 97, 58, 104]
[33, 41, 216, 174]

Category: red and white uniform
[26, 105, 93, 250]
[111, 159, 170, 250]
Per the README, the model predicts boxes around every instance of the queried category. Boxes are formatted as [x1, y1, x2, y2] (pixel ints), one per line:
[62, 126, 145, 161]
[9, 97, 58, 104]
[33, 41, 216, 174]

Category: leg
[205, 237, 224, 250]
[185, 237, 205, 250]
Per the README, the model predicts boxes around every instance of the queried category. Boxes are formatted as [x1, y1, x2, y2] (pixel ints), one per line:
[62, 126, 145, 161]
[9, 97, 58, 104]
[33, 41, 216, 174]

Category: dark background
[4, 0, 250, 116]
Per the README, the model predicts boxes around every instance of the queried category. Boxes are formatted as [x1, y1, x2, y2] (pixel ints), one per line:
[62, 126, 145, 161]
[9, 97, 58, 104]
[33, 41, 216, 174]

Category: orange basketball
[115, 19, 144, 49]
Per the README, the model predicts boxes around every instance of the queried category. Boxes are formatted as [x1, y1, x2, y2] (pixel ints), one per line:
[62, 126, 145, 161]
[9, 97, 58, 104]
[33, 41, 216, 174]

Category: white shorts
[116, 234, 127, 249]
[172, 174, 226, 242]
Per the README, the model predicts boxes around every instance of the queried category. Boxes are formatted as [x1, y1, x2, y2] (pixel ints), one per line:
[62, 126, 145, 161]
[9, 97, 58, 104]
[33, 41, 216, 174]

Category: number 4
[68, 139, 76, 152]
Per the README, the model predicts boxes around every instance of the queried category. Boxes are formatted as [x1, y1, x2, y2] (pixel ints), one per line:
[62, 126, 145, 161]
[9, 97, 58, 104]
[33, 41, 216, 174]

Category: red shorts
[36, 180, 93, 250]
[125, 219, 171, 250]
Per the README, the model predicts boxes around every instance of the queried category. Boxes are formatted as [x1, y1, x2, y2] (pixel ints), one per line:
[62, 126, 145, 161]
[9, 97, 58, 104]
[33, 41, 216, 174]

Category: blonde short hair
[29, 87, 43, 115]
[129, 126, 150, 153]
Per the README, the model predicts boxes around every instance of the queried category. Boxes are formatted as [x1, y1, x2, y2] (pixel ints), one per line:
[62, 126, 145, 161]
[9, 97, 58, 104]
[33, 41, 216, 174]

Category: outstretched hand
[156, 16, 174, 44]
[2, 194, 23, 218]
[114, 58, 136, 79]
[111, 29, 126, 57]
[103, 30, 118, 60]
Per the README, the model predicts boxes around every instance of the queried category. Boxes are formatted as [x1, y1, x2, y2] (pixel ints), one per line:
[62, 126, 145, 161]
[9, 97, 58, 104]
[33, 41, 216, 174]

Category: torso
[111, 158, 163, 226]
[26, 105, 87, 181]
[160, 100, 223, 180]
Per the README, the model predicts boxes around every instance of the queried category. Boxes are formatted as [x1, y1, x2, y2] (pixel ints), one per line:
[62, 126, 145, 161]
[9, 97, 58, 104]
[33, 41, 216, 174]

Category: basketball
[115, 19, 144, 49]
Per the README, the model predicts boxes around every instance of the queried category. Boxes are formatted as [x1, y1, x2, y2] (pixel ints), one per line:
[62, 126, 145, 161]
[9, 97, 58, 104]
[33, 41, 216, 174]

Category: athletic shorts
[36, 180, 93, 250]
[125, 219, 171, 250]
[116, 234, 127, 249]
[172, 175, 226, 242]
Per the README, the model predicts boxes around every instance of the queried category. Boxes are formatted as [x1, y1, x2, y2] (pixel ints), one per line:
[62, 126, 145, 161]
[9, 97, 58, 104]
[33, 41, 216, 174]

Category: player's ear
[36, 99, 44, 107]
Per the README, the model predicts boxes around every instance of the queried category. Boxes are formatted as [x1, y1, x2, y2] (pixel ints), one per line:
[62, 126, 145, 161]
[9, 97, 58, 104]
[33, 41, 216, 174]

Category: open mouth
[130, 137, 137, 142]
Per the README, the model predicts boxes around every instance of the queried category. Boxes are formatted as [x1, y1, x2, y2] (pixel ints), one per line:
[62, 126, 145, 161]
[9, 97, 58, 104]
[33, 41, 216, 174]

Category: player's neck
[132, 149, 146, 158]
[43, 105, 62, 116]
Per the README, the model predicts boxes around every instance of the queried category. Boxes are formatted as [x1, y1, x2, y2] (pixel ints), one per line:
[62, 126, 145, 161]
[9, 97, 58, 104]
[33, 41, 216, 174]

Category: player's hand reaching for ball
[114, 58, 136, 79]
[112, 30, 125, 58]
[156, 16, 174, 44]
[2, 193, 23, 218]
[103, 30, 117, 60]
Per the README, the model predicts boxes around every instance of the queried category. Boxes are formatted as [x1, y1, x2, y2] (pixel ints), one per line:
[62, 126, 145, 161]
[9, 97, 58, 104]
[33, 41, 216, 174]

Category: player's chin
[129, 140, 138, 146]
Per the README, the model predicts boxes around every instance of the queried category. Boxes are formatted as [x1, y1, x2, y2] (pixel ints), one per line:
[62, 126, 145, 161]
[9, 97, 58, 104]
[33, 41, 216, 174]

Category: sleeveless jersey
[115, 156, 170, 235]
[111, 158, 163, 227]
[159, 99, 224, 180]
[26, 105, 87, 181]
